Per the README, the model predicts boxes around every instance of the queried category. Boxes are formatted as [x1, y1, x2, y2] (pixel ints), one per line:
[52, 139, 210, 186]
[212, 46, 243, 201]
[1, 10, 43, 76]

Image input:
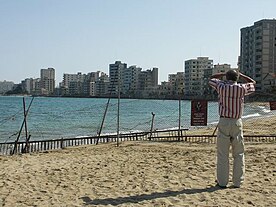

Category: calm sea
[0, 96, 272, 143]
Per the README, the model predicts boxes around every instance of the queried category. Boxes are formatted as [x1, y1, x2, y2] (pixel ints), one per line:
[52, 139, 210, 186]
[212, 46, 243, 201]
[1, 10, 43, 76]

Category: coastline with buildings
[1, 18, 276, 207]
[1, 19, 276, 101]
[1, 0, 276, 205]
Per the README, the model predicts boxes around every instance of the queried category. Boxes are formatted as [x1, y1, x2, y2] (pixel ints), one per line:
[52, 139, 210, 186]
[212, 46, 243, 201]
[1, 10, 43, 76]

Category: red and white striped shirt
[209, 79, 255, 119]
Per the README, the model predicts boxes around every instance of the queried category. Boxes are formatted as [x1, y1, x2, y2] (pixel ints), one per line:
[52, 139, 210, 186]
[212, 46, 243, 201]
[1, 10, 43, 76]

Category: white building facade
[40, 68, 55, 95]
[184, 57, 213, 97]
[240, 19, 276, 92]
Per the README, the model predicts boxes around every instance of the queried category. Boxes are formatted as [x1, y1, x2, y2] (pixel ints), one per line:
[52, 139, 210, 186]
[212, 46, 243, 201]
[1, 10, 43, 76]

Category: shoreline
[1, 112, 275, 144]
[0, 97, 275, 143]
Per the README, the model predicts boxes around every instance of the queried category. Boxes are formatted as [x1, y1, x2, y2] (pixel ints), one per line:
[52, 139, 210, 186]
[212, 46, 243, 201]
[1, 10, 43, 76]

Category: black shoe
[215, 180, 227, 188]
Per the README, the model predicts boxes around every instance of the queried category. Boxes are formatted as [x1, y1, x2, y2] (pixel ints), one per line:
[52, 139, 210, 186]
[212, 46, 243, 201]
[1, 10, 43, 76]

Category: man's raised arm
[239, 72, 256, 84]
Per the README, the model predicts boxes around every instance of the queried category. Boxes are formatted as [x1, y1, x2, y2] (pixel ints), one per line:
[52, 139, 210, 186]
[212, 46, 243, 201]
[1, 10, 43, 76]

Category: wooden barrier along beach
[1, 129, 275, 156]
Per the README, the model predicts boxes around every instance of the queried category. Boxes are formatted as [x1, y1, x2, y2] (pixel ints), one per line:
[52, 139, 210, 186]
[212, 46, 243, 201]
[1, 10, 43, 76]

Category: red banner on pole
[269, 101, 276, 110]
[191, 100, 208, 126]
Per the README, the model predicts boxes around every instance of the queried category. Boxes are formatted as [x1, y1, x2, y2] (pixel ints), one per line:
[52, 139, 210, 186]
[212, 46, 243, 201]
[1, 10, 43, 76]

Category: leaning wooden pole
[148, 112, 155, 140]
[95, 97, 111, 145]
[23, 135, 31, 153]
[23, 98, 29, 147]
[95, 71, 117, 145]
[212, 124, 218, 136]
[12, 96, 34, 155]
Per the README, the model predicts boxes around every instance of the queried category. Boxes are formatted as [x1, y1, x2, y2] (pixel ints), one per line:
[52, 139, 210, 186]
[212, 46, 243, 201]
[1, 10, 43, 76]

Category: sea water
[0, 96, 272, 142]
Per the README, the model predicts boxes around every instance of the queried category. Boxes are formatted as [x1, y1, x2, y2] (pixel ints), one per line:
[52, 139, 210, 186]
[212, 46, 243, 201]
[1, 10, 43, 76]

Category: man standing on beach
[209, 69, 256, 188]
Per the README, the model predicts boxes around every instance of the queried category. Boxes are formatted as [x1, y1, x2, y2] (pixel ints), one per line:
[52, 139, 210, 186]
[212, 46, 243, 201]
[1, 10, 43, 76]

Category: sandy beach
[1, 138, 275, 207]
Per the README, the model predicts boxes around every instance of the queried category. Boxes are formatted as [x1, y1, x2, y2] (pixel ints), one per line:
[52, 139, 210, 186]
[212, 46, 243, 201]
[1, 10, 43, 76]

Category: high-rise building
[62, 71, 104, 96]
[168, 72, 184, 95]
[40, 68, 55, 95]
[121, 65, 142, 95]
[21, 78, 41, 95]
[213, 64, 231, 74]
[184, 57, 213, 96]
[108, 61, 127, 95]
[84, 71, 102, 96]
[240, 19, 276, 92]
[138, 68, 158, 90]
[63, 72, 85, 89]
[67, 72, 85, 96]
[96, 72, 109, 96]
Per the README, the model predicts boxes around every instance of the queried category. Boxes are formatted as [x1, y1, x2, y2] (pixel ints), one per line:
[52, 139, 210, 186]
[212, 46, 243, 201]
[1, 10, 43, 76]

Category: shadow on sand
[81, 185, 223, 206]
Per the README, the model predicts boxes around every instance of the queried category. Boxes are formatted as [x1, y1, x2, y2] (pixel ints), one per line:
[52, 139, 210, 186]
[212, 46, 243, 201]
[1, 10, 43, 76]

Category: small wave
[208, 121, 219, 125]
[262, 109, 271, 113]
[75, 135, 90, 138]
[242, 113, 261, 119]
[100, 130, 144, 136]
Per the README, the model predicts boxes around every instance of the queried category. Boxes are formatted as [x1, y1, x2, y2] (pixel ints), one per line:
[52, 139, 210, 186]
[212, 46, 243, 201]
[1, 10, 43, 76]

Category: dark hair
[226, 69, 239, 81]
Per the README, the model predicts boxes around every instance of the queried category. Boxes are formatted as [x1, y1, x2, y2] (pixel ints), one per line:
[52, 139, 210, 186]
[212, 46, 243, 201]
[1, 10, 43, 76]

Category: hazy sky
[1, 0, 276, 84]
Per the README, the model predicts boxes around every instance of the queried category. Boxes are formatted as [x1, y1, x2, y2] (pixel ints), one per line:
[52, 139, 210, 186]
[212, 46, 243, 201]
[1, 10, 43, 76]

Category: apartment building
[138, 68, 158, 90]
[213, 63, 231, 74]
[62, 71, 104, 96]
[108, 61, 127, 95]
[158, 81, 172, 97]
[63, 72, 85, 87]
[83, 72, 102, 96]
[168, 72, 184, 95]
[62, 72, 85, 96]
[121, 65, 142, 95]
[21, 78, 41, 95]
[108, 61, 159, 97]
[184, 57, 213, 96]
[40, 68, 55, 95]
[96, 72, 109, 96]
[240, 19, 276, 92]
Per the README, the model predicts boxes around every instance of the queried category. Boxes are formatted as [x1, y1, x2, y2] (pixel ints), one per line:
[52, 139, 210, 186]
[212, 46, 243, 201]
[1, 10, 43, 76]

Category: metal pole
[178, 94, 181, 141]
[117, 69, 120, 147]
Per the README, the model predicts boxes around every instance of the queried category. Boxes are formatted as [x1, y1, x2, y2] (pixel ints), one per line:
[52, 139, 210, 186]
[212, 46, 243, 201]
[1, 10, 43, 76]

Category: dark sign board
[270, 101, 276, 110]
[191, 100, 208, 126]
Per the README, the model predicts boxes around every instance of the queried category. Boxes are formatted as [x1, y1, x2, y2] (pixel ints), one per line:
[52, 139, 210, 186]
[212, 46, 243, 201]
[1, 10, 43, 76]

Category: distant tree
[5, 84, 28, 95]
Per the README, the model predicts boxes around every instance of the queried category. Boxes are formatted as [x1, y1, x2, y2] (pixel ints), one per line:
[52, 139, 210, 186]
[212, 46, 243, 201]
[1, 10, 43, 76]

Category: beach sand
[1, 139, 275, 207]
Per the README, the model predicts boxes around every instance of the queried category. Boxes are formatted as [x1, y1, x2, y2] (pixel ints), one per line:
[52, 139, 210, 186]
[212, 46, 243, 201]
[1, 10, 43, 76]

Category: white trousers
[217, 117, 245, 187]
